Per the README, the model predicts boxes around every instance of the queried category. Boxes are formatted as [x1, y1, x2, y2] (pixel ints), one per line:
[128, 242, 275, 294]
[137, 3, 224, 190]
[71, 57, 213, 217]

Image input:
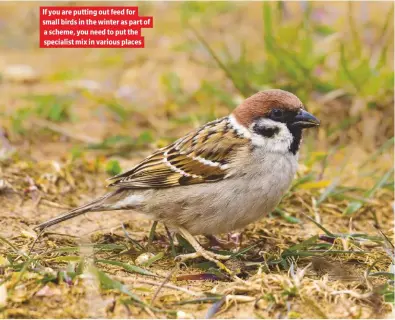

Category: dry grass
[0, 1, 394, 319]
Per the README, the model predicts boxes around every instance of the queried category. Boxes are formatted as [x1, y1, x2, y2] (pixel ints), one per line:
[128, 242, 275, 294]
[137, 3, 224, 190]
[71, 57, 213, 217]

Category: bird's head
[231, 89, 320, 154]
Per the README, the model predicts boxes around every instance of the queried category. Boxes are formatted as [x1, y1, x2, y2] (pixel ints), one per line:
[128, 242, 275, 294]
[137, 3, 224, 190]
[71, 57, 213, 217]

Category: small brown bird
[36, 89, 319, 269]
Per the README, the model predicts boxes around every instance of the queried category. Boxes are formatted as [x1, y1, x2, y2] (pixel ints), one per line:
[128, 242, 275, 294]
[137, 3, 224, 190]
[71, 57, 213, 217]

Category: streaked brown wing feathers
[108, 117, 247, 189]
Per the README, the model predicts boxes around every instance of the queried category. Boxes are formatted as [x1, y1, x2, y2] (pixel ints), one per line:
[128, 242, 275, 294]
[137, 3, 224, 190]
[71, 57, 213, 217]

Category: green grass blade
[140, 252, 164, 267]
[96, 259, 158, 277]
[263, 2, 274, 50]
[284, 235, 319, 253]
[274, 208, 301, 224]
[187, 23, 248, 96]
[316, 178, 341, 206]
[49, 256, 81, 263]
[0, 236, 29, 258]
[359, 137, 394, 169]
[89, 266, 145, 304]
[301, 213, 335, 237]
[365, 168, 394, 198]
[343, 167, 394, 216]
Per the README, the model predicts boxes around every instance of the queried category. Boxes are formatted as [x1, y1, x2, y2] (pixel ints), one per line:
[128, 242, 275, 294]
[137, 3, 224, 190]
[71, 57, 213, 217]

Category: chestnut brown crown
[233, 89, 303, 127]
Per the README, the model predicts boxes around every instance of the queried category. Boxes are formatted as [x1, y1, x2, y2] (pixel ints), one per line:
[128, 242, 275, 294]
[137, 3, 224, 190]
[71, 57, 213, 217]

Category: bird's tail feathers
[35, 191, 118, 231]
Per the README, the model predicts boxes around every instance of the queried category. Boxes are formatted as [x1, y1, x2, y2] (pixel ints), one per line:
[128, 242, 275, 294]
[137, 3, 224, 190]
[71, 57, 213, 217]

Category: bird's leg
[176, 227, 234, 274]
[228, 232, 243, 248]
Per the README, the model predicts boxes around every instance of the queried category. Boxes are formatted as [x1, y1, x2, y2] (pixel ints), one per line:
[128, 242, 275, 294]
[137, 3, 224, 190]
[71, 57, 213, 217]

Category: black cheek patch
[253, 125, 280, 138]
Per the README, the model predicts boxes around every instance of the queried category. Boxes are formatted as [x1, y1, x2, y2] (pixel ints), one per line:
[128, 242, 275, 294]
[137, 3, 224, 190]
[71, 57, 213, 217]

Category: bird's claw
[176, 250, 231, 262]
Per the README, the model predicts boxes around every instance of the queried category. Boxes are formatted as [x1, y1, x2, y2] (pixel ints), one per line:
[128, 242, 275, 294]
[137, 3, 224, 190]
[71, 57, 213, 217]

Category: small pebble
[135, 252, 155, 266]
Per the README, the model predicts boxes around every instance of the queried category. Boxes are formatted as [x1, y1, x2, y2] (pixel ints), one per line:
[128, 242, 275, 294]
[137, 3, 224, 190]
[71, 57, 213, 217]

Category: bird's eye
[271, 109, 284, 118]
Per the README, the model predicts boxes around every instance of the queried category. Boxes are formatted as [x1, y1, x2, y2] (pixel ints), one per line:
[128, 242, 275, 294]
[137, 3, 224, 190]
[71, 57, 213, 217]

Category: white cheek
[228, 114, 252, 138]
[250, 120, 293, 154]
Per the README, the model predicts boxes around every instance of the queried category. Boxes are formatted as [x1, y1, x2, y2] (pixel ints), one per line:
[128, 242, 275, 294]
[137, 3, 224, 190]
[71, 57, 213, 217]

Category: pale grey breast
[141, 150, 298, 235]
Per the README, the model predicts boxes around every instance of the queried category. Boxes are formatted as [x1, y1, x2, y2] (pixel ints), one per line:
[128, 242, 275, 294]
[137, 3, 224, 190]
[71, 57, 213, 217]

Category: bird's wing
[107, 117, 248, 189]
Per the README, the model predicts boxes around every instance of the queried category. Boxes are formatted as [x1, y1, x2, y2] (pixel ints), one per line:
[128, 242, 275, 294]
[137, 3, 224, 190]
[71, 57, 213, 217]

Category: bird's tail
[35, 191, 119, 231]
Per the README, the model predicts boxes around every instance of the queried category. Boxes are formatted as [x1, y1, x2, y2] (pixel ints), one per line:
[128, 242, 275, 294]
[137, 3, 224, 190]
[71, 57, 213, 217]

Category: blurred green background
[0, 1, 393, 157]
[1, 2, 393, 151]
[0, 0, 393, 224]
[0, 0, 393, 213]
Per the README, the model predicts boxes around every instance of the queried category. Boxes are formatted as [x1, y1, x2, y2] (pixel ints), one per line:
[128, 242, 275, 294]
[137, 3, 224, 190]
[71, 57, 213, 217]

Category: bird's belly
[144, 153, 298, 235]
[194, 174, 291, 234]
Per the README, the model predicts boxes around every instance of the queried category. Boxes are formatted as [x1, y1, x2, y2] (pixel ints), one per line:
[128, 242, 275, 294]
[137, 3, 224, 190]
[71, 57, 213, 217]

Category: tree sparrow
[36, 89, 320, 271]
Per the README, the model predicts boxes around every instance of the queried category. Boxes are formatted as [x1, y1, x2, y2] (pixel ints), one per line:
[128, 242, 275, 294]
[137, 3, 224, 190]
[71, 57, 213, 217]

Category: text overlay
[40, 6, 153, 48]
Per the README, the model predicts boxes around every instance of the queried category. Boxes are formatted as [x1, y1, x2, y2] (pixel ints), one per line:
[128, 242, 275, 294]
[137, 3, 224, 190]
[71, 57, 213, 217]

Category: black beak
[291, 109, 320, 129]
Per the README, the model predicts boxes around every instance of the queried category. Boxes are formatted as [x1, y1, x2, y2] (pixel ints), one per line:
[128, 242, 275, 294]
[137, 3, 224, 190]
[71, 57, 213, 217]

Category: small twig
[150, 265, 178, 306]
[28, 227, 46, 256]
[374, 226, 395, 250]
[143, 306, 156, 318]
[40, 199, 72, 210]
[39, 231, 79, 238]
[205, 296, 226, 319]
[121, 223, 145, 251]
[126, 278, 204, 297]
[330, 290, 373, 299]
[205, 294, 255, 318]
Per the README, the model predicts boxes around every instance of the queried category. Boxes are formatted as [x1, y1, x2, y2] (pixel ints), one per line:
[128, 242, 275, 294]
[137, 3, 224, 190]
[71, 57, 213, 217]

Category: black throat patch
[287, 125, 302, 155]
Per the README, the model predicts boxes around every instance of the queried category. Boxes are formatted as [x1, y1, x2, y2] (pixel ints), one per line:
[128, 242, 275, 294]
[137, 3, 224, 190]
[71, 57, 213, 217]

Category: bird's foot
[176, 249, 230, 262]
[205, 232, 243, 251]
[175, 227, 245, 280]
[228, 232, 243, 247]
[175, 249, 233, 277]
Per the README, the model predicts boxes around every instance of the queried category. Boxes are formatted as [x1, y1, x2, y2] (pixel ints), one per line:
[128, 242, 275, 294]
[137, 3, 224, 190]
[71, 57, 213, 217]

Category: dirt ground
[0, 1, 394, 319]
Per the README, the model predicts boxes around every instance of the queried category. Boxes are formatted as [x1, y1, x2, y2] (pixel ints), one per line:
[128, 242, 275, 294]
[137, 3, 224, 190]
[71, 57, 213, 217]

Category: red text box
[40, 6, 153, 48]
